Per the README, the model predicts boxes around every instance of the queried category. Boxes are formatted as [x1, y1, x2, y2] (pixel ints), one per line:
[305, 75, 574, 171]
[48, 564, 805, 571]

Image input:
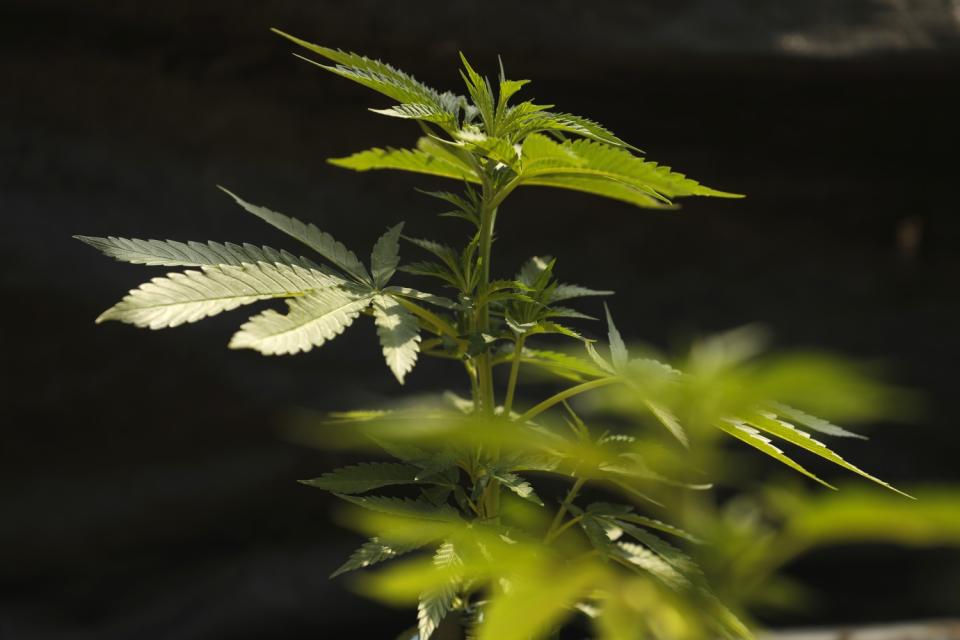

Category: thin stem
[503, 335, 525, 416]
[516, 377, 622, 423]
[544, 477, 587, 543]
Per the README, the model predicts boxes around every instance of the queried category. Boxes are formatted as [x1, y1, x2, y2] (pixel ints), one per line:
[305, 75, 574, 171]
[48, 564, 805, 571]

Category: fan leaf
[229, 287, 373, 356]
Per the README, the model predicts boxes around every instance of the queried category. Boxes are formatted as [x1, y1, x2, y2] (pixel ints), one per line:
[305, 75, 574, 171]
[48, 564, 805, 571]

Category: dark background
[3, 1, 960, 638]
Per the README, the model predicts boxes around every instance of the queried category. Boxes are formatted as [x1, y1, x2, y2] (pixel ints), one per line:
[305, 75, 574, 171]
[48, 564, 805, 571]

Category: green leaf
[371, 223, 404, 288]
[385, 286, 459, 310]
[516, 111, 636, 150]
[458, 53, 494, 130]
[229, 288, 373, 355]
[370, 103, 457, 129]
[518, 135, 742, 207]
[549, 283, 614, 303]
[329, 139, 479, 182]
[516, 348, 607, 381]
[418, 542, 461, 640]
[331, 537, 427, 578]
[644, 399, 689, 449]
[587, 505, 702, 544]
[716, 419, 835, 490]
[747, 412, 910, 497]
[300, 462, 423, 494]
[516, 255, 553, 288]
[373, 295, 422, 384]
[219, 187, 371, 283]
[273, 30, 452, 109]
[768, 402, 867, 440]
[612, 541, 689, 591]
[492, 470, 544, 506]
[334, 494, 461, 522]
[614, 521, 703, 583]
[74, 236, 324, 271]
[477, 562, 602, 640]
[97, 262, 342, 330]
[604, 304, 629, 371]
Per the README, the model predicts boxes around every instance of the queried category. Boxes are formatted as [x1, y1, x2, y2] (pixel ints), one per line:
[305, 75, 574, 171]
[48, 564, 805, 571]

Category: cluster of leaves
[77, 31, 911, 640]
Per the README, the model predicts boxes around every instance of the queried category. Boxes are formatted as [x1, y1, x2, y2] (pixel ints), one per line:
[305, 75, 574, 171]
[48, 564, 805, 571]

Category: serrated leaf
[300, 462, 423, 494]
[716, 419, 835, 490]
[516, 255, 553, 288]
[645, 399, 689, 448]
[492, 471, 543, 506]
[371, 223, 404, 288]
[219, 187, 371, 283]
[518, 135, 742, 208]
[273, 30, 453, 109]
[334, 494, 460, 522]
[331, 537, 427, 578]
[586, 505, 702, 544]
[747, 412, 910, 497]
[370, 103, 457, 129]
[549, 283, 614, 303]
[604, 304, 629, 371]
[97, 262, 342, 330]
[373, 295, 422, 384]
[614, 521, 703, 583]
[385, 286, 459, 309]
[519, 348, 607, 381]
[477, 562, 602, 640]
[768, 402, 867, 440]
[229, 287, 373, 356]
[516, 111, 635, 150]
[613, 541, 689, 591]
[329, 139, 479, 183]
[418, 542, 461, 640]
[74, 236, 324, 271]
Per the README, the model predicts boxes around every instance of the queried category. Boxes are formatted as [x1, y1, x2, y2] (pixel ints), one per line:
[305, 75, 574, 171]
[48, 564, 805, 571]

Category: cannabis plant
[77, 31, 909, 640]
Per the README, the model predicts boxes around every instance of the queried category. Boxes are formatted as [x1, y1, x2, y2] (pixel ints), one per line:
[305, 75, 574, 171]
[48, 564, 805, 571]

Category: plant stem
[544, 477, 586, 543]
[516, 377, 621, 423]
[475, 201, 498, 416]
[503, 334, 525, 416]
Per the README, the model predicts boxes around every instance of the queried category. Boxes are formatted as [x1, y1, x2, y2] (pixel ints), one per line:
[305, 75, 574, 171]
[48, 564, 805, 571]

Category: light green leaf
[273, 30, 451, 108]
[458, 53, 494, 130]
[747, 412, 910, 497]
[331, 537, 427, 578]
[716, 419, 835, 490]
[334, 494, 460, 522]
[613, 541, 688, 591]
[229, 287, 372, 355]
[768, 402, 867, 440]
[371, 223, 404, 288]
[492, 470, 544, 506]
[74, 236, 324, 271]
[373, 295, 422, 384]
[549, 283, 614, 303]
[97, 262, 341, 330]
[517, 111, 636, 150]
[644, 399, 689, 448]
[218, 187, 371, 283]
[385, 286, 459, 310]
[329, 139, 479, 182]
[370, 103, 457, 129]
[518, 135, 742, 207]
[300, 462, 424, 494]
[418, 542, 461, 640]
[604, 304, 629, 371]
[477, 562, 602, 640]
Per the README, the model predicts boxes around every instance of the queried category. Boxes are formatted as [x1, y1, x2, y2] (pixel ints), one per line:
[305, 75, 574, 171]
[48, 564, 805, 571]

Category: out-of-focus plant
[75, 31, 929, 639]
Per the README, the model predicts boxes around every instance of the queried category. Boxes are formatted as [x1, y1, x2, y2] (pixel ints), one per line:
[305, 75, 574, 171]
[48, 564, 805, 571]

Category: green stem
[516, 377, 622, 423]
[544, 477, 586, 543]
[503, 334, 525, 416]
